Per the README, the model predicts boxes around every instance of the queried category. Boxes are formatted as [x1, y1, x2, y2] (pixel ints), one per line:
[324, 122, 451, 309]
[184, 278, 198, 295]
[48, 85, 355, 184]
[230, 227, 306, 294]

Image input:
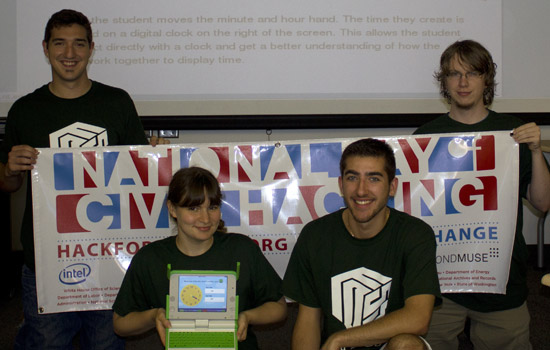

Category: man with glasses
[414, 39, 550, 350]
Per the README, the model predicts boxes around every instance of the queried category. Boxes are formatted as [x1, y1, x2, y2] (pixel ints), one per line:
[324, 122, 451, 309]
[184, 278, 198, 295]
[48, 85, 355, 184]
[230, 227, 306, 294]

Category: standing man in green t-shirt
[414, 39, 550, 350]
[0, 9, 166, 349]
[283, 138, 441, 350]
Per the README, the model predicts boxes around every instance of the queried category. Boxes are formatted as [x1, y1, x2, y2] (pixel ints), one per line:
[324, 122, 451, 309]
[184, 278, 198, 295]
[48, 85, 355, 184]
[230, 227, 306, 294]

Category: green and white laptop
[165, 265, 239, 350]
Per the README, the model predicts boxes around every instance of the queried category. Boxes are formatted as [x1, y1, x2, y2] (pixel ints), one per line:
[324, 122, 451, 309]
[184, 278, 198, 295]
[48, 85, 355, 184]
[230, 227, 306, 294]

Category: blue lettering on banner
[435, 226, 498, 243]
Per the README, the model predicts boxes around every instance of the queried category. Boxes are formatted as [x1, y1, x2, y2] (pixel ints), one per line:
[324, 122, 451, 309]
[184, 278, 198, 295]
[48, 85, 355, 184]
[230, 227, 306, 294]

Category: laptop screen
[177, 275, 228, 313]
[168, 269, 237, 321]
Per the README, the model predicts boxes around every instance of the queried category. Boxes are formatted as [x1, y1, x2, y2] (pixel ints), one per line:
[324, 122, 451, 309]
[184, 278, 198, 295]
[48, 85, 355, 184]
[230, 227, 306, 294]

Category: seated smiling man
[283, 138, 441, 350]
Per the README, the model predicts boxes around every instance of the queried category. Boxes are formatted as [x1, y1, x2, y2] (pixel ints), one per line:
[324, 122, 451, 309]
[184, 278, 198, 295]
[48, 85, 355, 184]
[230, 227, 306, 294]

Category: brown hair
[340, 138, 396, 181]
[436, 39, 497, 105]
[44, 9, 93, 47]
[167, 167, 226, 232]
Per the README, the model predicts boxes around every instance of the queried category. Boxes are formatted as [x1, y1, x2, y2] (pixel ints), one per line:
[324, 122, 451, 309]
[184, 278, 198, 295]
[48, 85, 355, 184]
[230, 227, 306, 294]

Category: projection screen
[1, 0, 549, 117]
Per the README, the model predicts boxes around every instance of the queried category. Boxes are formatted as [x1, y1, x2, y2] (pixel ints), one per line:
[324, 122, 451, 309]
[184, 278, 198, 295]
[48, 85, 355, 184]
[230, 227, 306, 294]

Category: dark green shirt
[0, 81, 148, 270]
[113, 232, 283, 350]
[283, 208, 441, 345]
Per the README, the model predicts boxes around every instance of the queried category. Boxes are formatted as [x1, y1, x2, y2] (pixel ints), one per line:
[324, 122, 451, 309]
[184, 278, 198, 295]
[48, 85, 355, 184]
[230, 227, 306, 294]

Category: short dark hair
[436, 39, 497, 105]
[44, 9, 93, 47]
[340, 138, 396, 181]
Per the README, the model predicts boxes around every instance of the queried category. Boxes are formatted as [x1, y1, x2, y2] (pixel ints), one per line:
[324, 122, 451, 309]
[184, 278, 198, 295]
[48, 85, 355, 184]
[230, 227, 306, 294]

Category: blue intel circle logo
[59, 263, 91, 285]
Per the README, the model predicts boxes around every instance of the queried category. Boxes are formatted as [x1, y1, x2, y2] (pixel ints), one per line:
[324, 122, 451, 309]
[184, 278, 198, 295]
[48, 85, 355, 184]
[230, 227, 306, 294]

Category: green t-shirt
[0, 81, 148, 270]
[283, 208, 441, 344]
[113, 232, 283, 350]
[414, 110, 534, 312]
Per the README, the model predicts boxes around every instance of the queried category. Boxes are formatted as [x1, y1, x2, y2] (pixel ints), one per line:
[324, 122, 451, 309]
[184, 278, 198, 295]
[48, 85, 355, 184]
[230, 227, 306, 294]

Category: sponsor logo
[59, 263, 91, 285]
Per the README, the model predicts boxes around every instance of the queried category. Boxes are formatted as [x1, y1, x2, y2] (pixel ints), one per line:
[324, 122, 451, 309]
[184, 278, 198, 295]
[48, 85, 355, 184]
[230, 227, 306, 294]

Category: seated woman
[112, 166, 287, 349]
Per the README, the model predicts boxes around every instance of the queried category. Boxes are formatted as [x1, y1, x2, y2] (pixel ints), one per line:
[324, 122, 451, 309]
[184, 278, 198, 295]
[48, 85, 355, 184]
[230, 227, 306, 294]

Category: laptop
[166, 265, 239, 350]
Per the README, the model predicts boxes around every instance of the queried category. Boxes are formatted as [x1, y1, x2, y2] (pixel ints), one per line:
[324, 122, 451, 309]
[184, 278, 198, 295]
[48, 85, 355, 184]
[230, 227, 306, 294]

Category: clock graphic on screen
[180, 284, 203, 306]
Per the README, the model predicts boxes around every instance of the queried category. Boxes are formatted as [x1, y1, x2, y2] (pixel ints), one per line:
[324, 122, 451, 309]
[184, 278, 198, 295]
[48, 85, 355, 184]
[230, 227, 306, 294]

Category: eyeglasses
[447, 71, 483, 81]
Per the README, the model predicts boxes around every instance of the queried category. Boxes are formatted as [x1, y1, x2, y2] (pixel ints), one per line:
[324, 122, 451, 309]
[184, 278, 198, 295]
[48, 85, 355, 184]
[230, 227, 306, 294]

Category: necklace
[343, 210, 356, 238]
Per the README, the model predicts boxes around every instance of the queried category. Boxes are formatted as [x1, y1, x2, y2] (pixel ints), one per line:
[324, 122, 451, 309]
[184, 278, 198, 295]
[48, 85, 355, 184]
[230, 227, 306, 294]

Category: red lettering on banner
[129, 193, 145, 229]
[58, 245, 70, 257]
[82, 151, 97, 188]
[262, 239, 273, 251]
[402, 181, 411, 214]
[101, 243, 112, 256]
[128, 193, 160, 229]
[237, 146, 253, 182]
[286, 217, 303, 224]
[249, 210, 263, 225]
[57, 241, 151, 258]
[157, 148, 173, 186]
[275, 238, 288, 250]
[299, 185, 324, 220]
[273, 172, 290, 180]
[144, 193, 156, 213]
[114, 242, 124, 255]
[421, 179, 435, 198]
[398, 139, 419, 174]
[415, 137, 431, 152]
[211, 147, 230, 183]
[475, 135, 495, 171]
[129, 150, 149, 186]
[459, 176, 497, 210]
[397, 137, 432, 174]
[88, 243, 98, 256]
[126, 241, 141, 254]
[252, 238, 288, 252]
[56, 194, 89, 233]
[73, 244, 85, 257]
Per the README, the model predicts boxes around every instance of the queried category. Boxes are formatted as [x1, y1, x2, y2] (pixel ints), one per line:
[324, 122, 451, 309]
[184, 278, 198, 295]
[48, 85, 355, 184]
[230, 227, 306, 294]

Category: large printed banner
[32, 132, 518, 313]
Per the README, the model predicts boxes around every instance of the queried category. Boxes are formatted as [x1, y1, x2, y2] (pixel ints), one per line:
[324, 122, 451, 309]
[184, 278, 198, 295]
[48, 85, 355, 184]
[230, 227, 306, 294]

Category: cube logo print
[332, 267, 392, 328]
[49, 122, 108, 148]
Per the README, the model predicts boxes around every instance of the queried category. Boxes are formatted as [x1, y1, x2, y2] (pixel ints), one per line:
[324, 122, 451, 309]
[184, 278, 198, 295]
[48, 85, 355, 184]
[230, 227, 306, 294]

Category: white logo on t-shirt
[49, 122, 108, 148]
[331, 267, 392, 328]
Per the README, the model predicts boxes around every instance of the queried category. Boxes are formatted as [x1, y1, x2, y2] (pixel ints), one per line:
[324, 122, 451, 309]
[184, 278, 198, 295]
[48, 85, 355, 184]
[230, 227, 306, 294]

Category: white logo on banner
[332, 267, 392, 328]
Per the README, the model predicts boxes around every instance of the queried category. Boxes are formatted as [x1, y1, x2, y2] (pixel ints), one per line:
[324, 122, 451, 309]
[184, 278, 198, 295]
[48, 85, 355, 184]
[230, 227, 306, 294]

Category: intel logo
[59, 263, 91, 285]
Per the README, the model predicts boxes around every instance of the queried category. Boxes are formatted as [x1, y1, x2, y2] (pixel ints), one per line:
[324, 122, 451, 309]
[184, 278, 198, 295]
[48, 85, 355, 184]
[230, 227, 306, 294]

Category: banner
[32, 132, 518, 313]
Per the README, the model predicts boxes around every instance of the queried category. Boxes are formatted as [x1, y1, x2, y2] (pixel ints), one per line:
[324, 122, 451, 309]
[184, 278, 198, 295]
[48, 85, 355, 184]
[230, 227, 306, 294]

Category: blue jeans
[15, 265, 124, 350]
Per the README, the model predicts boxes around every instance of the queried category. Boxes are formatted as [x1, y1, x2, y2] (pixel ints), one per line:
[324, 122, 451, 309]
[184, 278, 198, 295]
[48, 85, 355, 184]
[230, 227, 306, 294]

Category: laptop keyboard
[168, 331, 235, 348]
